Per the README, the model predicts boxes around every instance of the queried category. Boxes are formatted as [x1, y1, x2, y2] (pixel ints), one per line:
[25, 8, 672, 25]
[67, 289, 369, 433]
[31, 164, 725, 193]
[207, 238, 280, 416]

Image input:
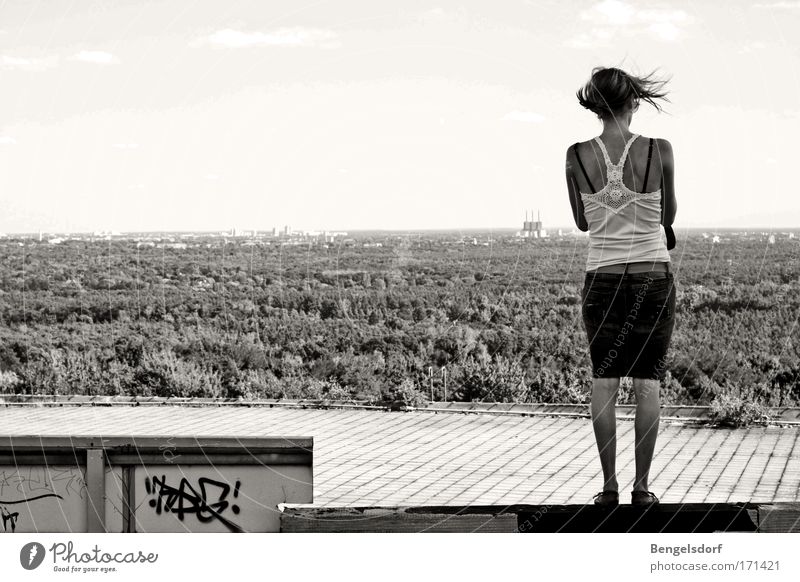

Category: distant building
[517, 209, 547, 238]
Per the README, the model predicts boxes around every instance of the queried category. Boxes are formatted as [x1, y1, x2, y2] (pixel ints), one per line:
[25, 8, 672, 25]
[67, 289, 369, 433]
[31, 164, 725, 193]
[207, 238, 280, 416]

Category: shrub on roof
[385, 378, 427, 408]
[709, 394, 772, 427]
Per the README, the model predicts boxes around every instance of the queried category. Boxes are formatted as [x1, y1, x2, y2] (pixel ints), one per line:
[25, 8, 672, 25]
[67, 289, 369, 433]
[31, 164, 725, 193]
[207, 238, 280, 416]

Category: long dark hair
[576, 67, 671, 119]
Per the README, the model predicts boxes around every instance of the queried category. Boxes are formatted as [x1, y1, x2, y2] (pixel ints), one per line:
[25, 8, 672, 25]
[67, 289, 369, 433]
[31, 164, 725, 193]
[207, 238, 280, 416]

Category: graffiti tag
[144, 476, 242, 532]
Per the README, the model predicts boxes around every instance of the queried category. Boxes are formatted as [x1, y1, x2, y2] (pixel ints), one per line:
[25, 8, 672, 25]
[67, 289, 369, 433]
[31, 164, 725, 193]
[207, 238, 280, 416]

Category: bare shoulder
[565, 142, 576, 166]
[651, 138, 674, 167]
[565, 141, 587, 173]
[565, 139, 595, 160]
[653, 137, 673, 151]
[565, 142, 578, 157]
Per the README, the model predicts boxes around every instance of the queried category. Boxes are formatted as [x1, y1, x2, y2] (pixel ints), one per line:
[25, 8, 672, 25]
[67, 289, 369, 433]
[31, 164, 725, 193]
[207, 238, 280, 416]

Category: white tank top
[579, 133, 671, 272]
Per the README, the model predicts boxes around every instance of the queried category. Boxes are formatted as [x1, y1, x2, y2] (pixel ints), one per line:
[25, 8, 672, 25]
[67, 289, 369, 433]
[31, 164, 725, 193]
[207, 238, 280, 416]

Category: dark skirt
[581, 271, 677, 380]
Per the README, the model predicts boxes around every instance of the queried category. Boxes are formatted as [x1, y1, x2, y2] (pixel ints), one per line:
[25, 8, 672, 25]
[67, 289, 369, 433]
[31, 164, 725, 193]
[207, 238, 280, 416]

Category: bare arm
[565, 146, 588, 232]
[656, 139, 677, 226]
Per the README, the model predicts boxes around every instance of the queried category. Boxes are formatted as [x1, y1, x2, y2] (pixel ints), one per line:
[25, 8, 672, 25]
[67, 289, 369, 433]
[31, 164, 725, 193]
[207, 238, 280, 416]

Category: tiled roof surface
[1, 405, 798, 507]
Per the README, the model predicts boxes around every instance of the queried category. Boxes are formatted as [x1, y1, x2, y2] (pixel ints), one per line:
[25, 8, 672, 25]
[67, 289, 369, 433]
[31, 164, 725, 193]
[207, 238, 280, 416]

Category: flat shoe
[593, 490, 619, 508]
[631, 490, 659, 507]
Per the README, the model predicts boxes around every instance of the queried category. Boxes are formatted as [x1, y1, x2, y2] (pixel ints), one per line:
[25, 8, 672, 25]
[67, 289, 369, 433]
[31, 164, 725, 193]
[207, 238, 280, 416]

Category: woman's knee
[633, 378, 660, 401]
[592, 377, 621, 396]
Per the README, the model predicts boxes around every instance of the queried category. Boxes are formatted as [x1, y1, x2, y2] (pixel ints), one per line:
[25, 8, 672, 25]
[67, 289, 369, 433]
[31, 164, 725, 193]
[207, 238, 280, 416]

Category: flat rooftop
[2, 401, 798, 508]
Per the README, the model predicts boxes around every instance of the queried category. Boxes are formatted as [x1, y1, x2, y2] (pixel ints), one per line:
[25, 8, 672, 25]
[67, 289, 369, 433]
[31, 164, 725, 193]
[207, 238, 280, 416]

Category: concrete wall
[132, 465, 312, 533]
[0, 436, 313, 533]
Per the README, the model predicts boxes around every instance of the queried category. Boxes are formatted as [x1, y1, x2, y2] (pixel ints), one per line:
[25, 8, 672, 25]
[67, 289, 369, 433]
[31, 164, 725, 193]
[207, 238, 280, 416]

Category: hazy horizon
[3, 224, 797, 237]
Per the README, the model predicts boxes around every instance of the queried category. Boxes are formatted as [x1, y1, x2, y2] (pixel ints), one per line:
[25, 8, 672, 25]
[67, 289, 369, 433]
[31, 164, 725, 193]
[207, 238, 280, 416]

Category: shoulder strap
[593, 137, 612, 166]
[573, 143, 595, 193]
[642, 138, 654, 193]
[618, 134, 638, 168]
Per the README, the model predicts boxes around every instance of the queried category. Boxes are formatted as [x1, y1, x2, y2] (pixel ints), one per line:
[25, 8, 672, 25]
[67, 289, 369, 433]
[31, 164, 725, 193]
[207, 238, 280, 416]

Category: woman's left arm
[565, 147, 588, 232]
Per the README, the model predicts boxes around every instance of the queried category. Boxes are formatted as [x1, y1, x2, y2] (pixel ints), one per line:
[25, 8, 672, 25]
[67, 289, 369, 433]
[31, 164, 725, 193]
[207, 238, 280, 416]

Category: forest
[0, 231, 798, 407]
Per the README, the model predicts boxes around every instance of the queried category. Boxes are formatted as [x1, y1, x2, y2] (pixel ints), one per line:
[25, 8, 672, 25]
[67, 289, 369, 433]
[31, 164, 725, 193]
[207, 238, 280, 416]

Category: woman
[565, 67, 677, 508]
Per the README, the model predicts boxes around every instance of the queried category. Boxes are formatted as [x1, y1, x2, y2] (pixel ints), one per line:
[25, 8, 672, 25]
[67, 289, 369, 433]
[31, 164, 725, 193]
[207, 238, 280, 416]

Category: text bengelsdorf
[651, 544, 723, 557]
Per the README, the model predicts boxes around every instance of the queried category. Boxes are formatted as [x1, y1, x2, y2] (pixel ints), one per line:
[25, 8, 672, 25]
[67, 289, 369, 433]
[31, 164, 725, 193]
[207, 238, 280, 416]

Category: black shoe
[593, 490, 619, 508]
[631, 490, 659, 507]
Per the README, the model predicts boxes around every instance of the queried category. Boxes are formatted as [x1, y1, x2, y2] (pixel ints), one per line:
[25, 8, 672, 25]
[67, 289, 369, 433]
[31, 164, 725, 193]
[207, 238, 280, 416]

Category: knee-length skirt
[581, 271, 677, 380]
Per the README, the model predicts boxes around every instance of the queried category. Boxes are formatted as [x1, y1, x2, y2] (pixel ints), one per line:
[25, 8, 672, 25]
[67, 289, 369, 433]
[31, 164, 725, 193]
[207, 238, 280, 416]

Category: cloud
[567, 1, 693, 46]
[593, 0, 635, 24]
[1, 54, 59, 71]
[198, 28, 340, 49]
[502, 111, 546, 123]
[0, 136, 17, 146]
[71, 50, 119, 65]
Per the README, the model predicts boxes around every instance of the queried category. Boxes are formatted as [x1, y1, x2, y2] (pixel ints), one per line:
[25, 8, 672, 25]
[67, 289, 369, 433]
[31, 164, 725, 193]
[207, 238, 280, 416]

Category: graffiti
[158, 437, 180, 464]
[50, 467, 88, 499]
[144, 476, 242, 532]
[1, 506, 20, 533]
[0, 466, 86, 499]
[0, 466, 80, 533]
[1, 494, 65, 532]
[0, 493, 63, 504]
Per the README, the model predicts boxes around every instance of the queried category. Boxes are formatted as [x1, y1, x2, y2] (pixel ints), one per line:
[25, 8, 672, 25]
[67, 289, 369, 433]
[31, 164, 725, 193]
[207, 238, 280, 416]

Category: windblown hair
[576, 67, 671, 119]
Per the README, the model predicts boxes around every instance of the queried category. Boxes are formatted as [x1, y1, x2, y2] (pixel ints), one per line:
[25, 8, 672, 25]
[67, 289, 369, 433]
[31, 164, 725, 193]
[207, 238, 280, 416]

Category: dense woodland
[0, 232, 798, 406]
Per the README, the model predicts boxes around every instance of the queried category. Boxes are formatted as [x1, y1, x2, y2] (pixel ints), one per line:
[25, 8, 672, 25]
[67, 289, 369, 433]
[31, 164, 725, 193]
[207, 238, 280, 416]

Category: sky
[1, 0, 799, 232]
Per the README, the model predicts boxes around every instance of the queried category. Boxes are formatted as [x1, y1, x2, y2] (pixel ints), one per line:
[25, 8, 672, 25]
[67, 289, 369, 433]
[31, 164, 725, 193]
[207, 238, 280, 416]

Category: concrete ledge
[279, 504, 518, 533]
[751, 503, 800, 533]
[3, 396, 799, 425]
[279, 502, 800, 533]
[516, 503, 758, 533]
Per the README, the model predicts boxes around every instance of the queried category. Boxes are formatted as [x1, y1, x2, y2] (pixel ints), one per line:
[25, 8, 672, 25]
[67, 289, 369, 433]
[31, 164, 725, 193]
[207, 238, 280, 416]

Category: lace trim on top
[580, 134, 661, 213]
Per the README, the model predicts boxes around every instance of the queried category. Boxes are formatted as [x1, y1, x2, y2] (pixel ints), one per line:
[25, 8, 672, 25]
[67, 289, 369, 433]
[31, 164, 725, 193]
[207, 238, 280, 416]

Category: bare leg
[632, 378, 661, 492]
[590, 377, 621, 491]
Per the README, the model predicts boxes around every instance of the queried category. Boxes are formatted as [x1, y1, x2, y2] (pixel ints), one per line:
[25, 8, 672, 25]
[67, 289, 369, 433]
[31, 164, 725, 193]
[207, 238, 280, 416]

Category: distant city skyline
[2, 1, 799, 232]
[4, 223, 797, 237]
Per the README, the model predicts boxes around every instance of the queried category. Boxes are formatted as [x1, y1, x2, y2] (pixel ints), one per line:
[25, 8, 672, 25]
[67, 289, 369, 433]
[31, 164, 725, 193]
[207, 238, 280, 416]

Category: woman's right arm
[565, 146, 589, 232]
[656, 138, 677, 226]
